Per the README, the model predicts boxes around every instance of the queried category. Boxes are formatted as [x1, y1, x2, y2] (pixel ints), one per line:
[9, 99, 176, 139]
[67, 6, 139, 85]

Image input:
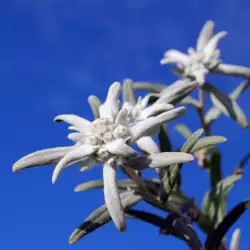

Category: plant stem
[197, 87, 211, 136]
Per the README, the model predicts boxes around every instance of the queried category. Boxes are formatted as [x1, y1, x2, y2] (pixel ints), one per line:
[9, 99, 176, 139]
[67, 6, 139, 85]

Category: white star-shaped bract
[161, 20, 250, 85]
[13, 82, 194, 231]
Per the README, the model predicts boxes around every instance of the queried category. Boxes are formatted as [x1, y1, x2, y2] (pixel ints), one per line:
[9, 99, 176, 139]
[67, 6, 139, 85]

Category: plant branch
[197, 87, 211, 136]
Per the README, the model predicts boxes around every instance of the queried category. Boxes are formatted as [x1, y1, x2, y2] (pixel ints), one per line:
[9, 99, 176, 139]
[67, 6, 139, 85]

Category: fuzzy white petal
[106, 139, 137, 158]
[115, 108, 128, 125]
[125, 152, 194, 170]
[136, 136, 159, 154]
[130, 107, 186, 141]
[196, 20, 215, 51]
[54, 114, 92, 133]
[194, 69, 206, 85]
[68, 132, 86, 143]
[213, 63, 250, 78]
[13, 146, 74, 172]
[203, 31, 227, 61]
[161, 49, 189, 65]
[103, 159, 126, 231]
[99, 82, 121, 122]
[52, 144, 95, 183]
[140, 95, 150, 110]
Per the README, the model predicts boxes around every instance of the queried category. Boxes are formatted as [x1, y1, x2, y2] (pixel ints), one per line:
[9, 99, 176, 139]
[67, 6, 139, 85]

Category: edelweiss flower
[13, 82, 194, 231]
[161, 20, 250, 85]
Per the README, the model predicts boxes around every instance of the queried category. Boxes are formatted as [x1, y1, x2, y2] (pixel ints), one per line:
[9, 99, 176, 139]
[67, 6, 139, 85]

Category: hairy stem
[197, 87, 211, 136]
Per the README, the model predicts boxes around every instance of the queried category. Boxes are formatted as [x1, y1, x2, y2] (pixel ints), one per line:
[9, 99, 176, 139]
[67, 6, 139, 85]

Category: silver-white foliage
[13, 81, 194, 231]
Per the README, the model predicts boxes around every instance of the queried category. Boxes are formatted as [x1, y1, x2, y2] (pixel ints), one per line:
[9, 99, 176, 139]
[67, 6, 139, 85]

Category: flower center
[87, 118, 131, 162]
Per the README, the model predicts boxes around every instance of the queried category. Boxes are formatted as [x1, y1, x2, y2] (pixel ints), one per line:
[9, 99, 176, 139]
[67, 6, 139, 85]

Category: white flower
[13, 82, 194, 231]
[161, 20, 250, 85]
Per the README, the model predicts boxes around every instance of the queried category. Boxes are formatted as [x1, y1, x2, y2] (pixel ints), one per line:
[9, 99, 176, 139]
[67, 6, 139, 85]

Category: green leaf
[205, 200, 250, 250]
[158, 125, 172, 152]
[87, 95, 102, 119]
[208, 149, 222, 188]
[133, 82, 166, 93]
[229, 80, 249, 100]
[203, 83, 248, 128]
[181, 128, 204, 153]
[205, 80, 249, 125]
[202, 174, 243, 227]
[122, 79, 136, 105]
[205, 107, 221, 124]
[69, 190, 142, 244]
[190, 136, 227, 153]
[74, 179, 160, 195]
[161, 129, 204, 202]
[175, 124, 192, 139]
[75, 180, 133, 192]
[181, 96, 200, 109]
[236, 153, 250, 169]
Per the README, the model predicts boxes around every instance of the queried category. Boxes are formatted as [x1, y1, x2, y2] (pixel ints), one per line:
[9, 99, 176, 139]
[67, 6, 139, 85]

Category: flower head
[161, 20, 250, 85]
[13, 82, 194, 231]
[161, 21, 227, 85]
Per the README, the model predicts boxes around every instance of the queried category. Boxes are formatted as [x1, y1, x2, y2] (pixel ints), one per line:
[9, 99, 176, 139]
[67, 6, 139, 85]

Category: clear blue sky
[0, 0, 249, 249]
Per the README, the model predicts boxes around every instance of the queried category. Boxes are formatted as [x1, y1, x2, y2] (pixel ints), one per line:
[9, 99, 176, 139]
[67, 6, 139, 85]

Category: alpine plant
[13, 81, 194, 231]
[160, 20, 250, 85]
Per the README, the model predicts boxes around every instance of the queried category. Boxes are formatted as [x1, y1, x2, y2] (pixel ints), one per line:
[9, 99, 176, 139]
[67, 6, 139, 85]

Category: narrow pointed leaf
[125, 152, 194, 170]
[181, 96, 200, 109]
[196, 20, 214, 51]
[205, 80, 249, 125]
[13, 146, 74, 172]
[229, 80, 249, 100]
[74, 180, 134, 192]
[203, 83, 248, 128]
[205, 107, 221, 125]
[122, 79, 136, 105]
[69, 191, 141, 244]
[236, 153, 250, 169]
[133, 82, 166, 93]
[74, 179, 160, 194]
[205, 200, 250, 250]
[212, 63, 250, 78]
[202, 174, 243, 227]
[161, 129, 203, 202]
[88, 95, 102, 119]
[190, 136, 227, 153]
[175, 124, 192, 139]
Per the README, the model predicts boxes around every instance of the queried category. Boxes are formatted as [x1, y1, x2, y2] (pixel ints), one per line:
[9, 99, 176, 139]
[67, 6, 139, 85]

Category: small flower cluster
[161, 20, 250, 85]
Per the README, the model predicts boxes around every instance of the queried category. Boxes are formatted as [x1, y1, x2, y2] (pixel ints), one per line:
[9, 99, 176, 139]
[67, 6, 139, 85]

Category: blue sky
[0, 0, 250, 249]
